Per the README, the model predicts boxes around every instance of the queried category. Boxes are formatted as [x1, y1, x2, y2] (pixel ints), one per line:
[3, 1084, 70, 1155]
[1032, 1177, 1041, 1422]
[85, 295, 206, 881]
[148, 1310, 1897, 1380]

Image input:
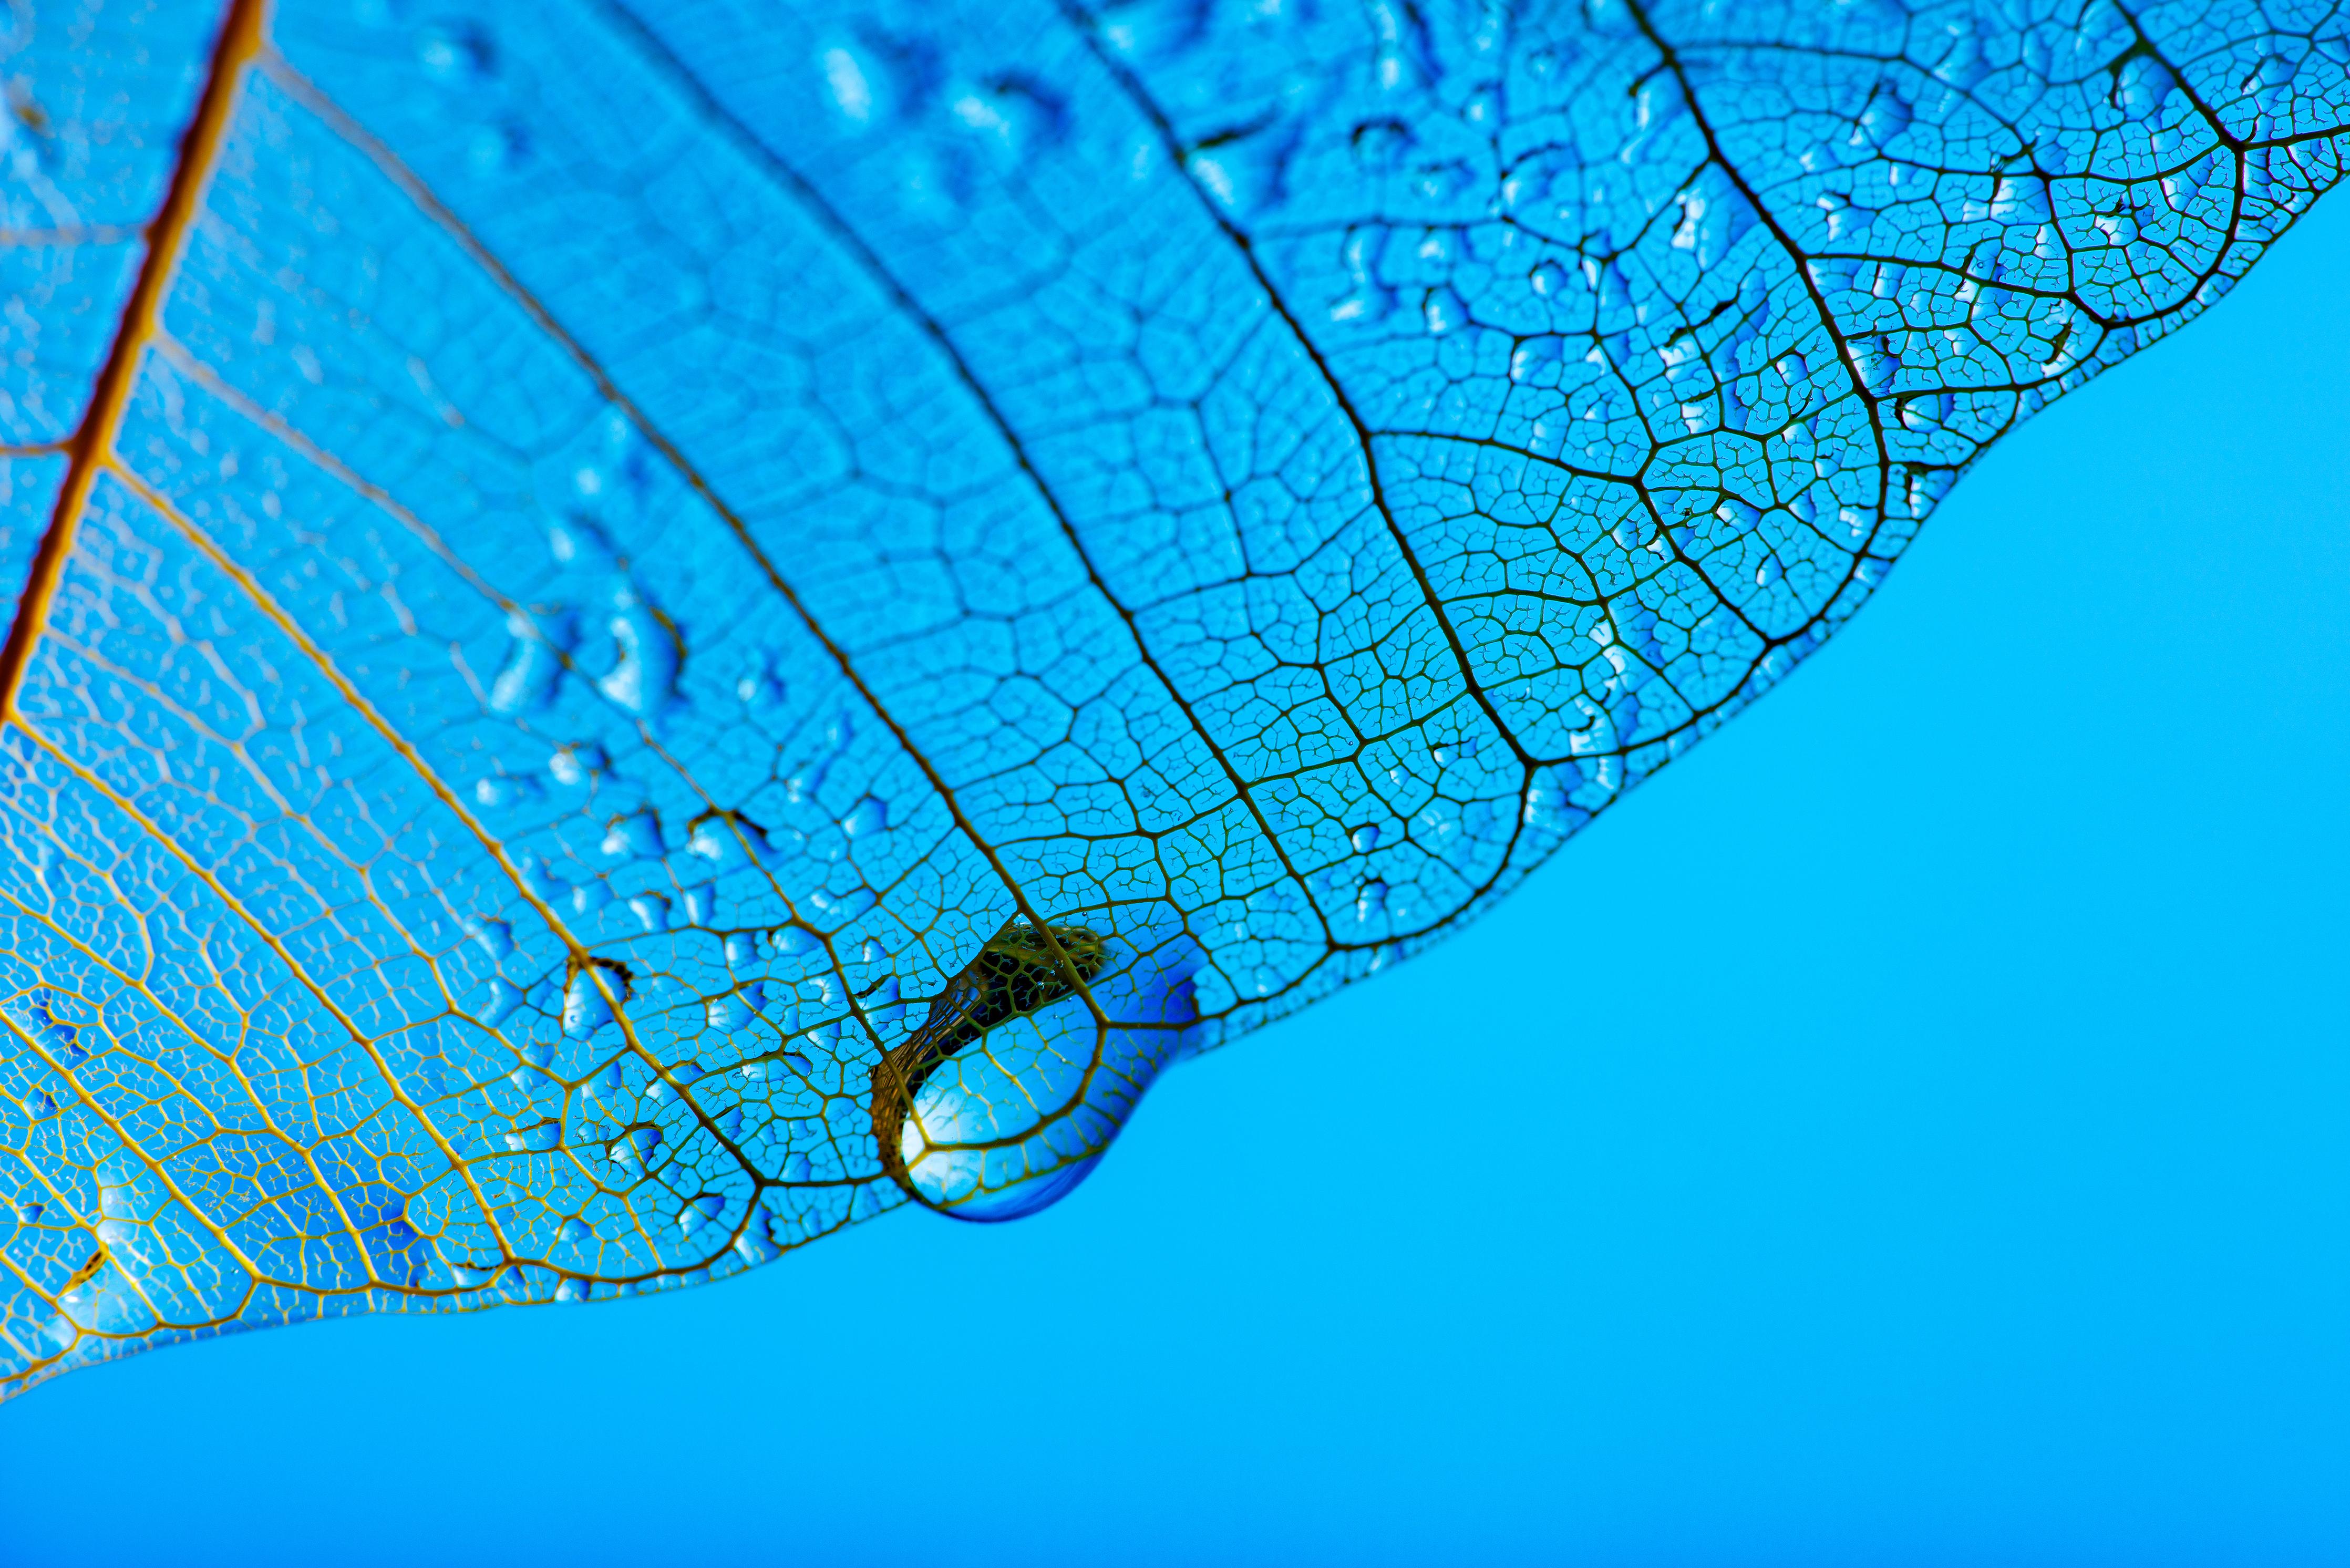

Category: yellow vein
[6, 718, 520, 1271]
[149, 334, 878, 1130]
[150, 336, 832, 974]
[0, 1155, 91, 1316]
[103, 459, 771, 1211]
[258, 50, 1101, 1022]
[147, 336, 518, 612]
[0, 875, 349, 1294]
[0, 0, 264, 719]
[0, 1057, 185, 1336]
[0, 1242, 83, 1378]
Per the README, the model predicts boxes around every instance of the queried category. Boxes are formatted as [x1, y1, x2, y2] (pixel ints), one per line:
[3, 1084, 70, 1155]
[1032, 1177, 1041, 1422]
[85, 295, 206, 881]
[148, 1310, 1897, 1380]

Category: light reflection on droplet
[872, 921, 1200, 1222]
[600, 810, 663, 859]
[562, 963, 628, 1039]
[841, 796, 886, 838]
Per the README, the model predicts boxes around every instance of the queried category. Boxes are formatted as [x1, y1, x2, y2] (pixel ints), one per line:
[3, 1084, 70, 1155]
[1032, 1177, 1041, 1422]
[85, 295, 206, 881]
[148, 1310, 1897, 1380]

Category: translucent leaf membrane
[1, 0, 2344, 1396]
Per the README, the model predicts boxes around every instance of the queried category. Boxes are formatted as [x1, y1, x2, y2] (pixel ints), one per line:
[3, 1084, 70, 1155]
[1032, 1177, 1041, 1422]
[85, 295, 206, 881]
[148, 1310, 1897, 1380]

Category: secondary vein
[0, 0, 264, 720]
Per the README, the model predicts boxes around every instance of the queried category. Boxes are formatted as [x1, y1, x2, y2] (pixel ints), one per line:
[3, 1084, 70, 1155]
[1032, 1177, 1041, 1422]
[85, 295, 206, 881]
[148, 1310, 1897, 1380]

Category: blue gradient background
[2, 177, 2345, 1568]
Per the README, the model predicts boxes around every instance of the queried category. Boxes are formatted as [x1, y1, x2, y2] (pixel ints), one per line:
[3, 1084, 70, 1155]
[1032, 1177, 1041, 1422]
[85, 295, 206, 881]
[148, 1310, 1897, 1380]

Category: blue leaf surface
[1, 0, 2343, 1396]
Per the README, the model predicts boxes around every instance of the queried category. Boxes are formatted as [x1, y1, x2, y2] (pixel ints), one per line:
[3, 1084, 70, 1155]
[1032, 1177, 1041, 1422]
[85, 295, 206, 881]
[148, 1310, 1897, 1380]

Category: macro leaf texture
[0, 0, 2344, 1397]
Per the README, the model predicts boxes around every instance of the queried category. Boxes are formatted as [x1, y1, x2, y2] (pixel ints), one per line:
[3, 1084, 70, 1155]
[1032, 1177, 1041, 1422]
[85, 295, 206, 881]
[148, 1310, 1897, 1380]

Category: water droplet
[1510, 335, 1564, 384]
[2114, 54, 2178, 119]
[679, 1194, 726, 1234]
[473, 773, 542, 808]
[15, 996, 82, 1067]
[821, 44, 878, 124]
[1717, 497, 1762, 531]
[1521, 771, 1586, 830]
[1351, 118, 1413, 171]
[467, 918, 514, 961]
[1528, 259, 1569, 297]
[1422, 285, 1468, 335]
[628, 893, 670, 933]
[488, 614, 563, 716]
[521, 853, 566, 906]
[1855, 84, 1913, 147]
[735, 664, 784, 708]
[1411, 160, 1472, 202]
[562, 964, 628, 1039]
[557, 1215, 592, 1245]
[705, 982, 765, 1031]
[1349, 822, 1381, 852]
[606, 1127, 660, 1169]
[595, 591, 680, 718]
[958, 75, 1070, 162]
[478, 978, 522, 1028]
[547, 742, 607, 787]
[874, 923, 1200, 1222]
[505, 1118, 562, 1153]
[1610, 690, 1643, 745]
[466, 120, 528, 177]
[600, 810, 664, 860]
[1354, 880, 1387, 922]
[840, 796, 887, 838]
[772, 925, 818, 958]
[417, 20, 496, 81]
[682, 884, 717, 925]
[1328, 228, 1395, 327]
[687, 813, 768, 868]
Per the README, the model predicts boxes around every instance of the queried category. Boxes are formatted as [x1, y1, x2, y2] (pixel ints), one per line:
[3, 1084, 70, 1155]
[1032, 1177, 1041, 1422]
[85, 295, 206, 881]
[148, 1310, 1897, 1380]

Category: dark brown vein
[255, 47, 1098, 1030]
[1058, 1, 1540, 790]
[584, 0, 1342, 955]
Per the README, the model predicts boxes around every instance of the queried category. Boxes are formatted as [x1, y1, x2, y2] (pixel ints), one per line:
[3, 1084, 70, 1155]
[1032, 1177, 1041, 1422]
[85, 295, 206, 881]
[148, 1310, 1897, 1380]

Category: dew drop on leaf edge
[872, 921, 1200, 1222]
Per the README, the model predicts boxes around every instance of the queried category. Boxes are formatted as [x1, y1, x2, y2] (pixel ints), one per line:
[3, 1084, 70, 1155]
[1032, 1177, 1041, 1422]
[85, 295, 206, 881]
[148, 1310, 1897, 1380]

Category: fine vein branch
[0, 0, 264, 721]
